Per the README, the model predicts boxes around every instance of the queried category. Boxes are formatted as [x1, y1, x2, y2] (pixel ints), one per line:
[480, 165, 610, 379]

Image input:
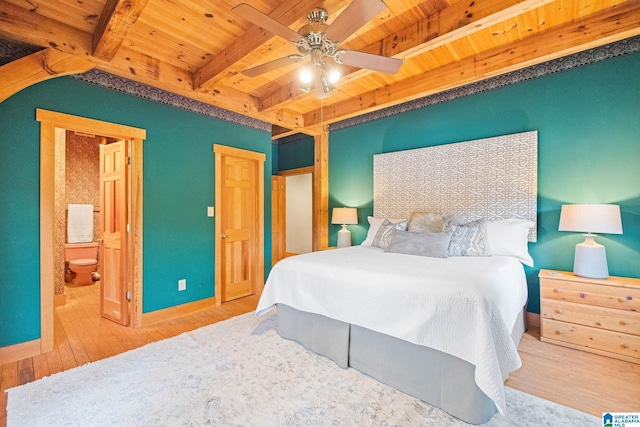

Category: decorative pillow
[362, 216, 405, 246]
[407, 212, 444, 234]
[372, 220, 408, 250]
[386, 230, 451, 258]
[484, 218, 535, 267]
[447, 220, 486, 257]
[442, 214, 470, 233]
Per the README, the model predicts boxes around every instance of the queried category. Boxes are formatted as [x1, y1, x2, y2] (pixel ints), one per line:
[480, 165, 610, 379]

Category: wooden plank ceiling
[1, 0, 639, 136]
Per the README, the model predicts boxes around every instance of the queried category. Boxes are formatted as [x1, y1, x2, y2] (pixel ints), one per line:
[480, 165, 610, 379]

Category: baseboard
[527, 312, 540, 328]
[0, 339, 41, 365]
[142, 296, 217, 326]
[54, 293, 66, 307]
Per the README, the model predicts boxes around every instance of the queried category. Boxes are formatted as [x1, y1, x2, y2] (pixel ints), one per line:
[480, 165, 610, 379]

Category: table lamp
[331, 207, 358, 248]
[558, 204, 623, 279]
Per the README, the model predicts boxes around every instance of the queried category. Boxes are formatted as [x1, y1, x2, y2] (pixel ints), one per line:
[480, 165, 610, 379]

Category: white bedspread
[256, 245, 528, 415]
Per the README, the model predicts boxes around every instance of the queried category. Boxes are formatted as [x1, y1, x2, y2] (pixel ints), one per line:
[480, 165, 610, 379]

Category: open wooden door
[99, 139, 129, 325]
[271, 175, 286, 266]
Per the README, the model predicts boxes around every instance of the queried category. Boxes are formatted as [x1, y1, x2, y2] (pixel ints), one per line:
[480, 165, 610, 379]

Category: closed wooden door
[271, 175, 286, 266]
[99, 139, 129, 325]
[215, 145, 265, 303]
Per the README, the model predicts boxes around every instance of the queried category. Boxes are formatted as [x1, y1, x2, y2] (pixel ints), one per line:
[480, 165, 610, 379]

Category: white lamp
[331, 207, 358, 248]
[558, 204, 623, 279]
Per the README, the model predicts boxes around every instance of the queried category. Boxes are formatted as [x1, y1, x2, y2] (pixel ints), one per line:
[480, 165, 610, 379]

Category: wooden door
[217, 149, 262, 302]
[271, 175, 286, 266]
[99, 140, 129, 325]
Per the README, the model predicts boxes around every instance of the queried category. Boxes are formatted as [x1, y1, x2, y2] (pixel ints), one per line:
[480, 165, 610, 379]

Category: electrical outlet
[178, 279, 186, 291]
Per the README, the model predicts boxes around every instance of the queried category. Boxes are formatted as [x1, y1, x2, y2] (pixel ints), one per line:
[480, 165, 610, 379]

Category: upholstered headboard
[373, 131, 538, 241]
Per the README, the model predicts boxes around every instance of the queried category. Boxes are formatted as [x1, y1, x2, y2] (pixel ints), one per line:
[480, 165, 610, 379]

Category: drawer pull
[618, 296, 632, 302]
[554, 330, 563, 335]
[553, 288, 562, 293]
[619, 320, 628, 326]
[620, 344, 630, 350]
[553, 309, 562, 314]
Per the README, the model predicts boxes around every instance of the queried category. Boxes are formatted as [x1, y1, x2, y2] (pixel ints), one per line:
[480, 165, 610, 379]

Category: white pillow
[361, 216, 405, 246]
[484, 218, 535, 267]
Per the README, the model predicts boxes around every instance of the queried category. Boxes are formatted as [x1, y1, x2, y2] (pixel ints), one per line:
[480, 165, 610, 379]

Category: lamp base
[573, 234, 609, 279]
[337, 225, 352, 248]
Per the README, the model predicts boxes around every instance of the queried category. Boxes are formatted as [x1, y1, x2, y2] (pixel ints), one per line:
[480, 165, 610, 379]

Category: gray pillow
[372, 220, 408, 250]
[385, 229, 452, 258]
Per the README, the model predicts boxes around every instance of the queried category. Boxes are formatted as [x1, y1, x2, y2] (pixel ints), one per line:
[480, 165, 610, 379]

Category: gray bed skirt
[276, 304, 526, 425]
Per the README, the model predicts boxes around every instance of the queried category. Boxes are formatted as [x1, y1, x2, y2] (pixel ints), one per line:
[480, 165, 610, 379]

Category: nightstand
[539, 269, 640, 364]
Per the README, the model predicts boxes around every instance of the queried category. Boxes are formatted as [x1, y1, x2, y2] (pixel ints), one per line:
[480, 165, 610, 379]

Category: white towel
[67, 204, 94, 243]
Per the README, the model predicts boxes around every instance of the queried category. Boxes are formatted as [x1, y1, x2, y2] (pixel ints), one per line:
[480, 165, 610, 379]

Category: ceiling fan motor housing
[296, 7, 338, 62]
[307, 7, 329, 24]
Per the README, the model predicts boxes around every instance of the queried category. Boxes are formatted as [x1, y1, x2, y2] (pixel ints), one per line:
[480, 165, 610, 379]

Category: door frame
[213, 144, 265, 306]
[37, 109, 146, 353]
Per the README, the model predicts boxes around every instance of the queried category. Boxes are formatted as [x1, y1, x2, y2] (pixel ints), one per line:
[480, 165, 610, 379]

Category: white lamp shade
[558, 204, 622, 279]
[331, 207, 358, 225]
[558, 204, 622, 234]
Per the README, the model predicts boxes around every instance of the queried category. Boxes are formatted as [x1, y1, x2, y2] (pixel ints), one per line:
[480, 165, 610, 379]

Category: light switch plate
[207, 206, 214, 217]
[178, 279, 186, 291]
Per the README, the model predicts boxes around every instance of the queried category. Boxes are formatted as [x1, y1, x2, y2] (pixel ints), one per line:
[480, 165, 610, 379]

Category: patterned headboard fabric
[373, 131, 538, 241]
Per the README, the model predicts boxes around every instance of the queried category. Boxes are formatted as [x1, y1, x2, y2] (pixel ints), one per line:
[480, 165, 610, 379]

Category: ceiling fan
[232, 0, 403, 99]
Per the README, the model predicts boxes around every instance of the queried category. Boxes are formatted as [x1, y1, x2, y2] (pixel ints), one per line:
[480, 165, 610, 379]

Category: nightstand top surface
[539, 269, 640, 288]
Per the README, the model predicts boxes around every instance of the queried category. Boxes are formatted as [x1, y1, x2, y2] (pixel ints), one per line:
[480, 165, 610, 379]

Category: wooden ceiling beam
[93, 0, 150, 60]
[0, 48, 95, 102]
[192, 0, 321, 91]
[257, 0, 553, 112]
[94, 47, 303, 130]
[303, 0, 640, 128]
[0, 0, 304, 129]
[0, 0, 92, 56]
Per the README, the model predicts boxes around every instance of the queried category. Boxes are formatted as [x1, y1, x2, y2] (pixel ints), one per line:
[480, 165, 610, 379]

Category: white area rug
[7, 311, 599, 426]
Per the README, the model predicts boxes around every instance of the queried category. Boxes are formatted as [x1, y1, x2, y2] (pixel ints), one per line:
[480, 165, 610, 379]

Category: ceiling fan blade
[336, 50, 402, 74]
[325, 0, 387, 43]
[242, 55, 306, 77]
[232, 3, 302, 43]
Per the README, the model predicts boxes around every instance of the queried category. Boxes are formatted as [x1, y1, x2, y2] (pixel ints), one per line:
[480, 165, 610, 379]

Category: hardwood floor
[507, 325, 640, 416]
[1, 283, 638, 426]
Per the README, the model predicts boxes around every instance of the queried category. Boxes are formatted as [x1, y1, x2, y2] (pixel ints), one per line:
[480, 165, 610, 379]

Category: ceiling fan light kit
[233, 0, 402, 99]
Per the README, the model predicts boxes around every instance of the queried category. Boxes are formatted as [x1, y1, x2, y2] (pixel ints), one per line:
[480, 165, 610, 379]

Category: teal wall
[275, 134, 314, 172]
[328, 52, 640, 313]
[0, 77, 272, 347]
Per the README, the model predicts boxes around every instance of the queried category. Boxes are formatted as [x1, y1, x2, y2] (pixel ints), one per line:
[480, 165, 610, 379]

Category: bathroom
[55, 129, 112, 300]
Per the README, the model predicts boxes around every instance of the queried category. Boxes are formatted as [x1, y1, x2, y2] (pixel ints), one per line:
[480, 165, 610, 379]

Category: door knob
[220, 233, 228, 239]
[96, 238, 104, 243]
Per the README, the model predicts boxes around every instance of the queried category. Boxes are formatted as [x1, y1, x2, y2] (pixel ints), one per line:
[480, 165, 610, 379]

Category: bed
[257, 131, 538, 424]
[256, 244, 528, 424]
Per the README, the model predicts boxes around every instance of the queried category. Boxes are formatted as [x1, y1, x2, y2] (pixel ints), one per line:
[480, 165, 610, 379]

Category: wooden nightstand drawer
[541, 299, 639, 335]
[539, 270, 640, 364]
[542, 318, 640, 360]
[540, 279, 640, 312]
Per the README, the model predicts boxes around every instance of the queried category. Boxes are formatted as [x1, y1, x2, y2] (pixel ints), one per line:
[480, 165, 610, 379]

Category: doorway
[37, 109, 146, 353]
[278, 167, 314, 257]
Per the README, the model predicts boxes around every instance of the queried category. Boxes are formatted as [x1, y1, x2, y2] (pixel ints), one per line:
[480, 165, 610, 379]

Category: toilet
[65, 242, 98, 286]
